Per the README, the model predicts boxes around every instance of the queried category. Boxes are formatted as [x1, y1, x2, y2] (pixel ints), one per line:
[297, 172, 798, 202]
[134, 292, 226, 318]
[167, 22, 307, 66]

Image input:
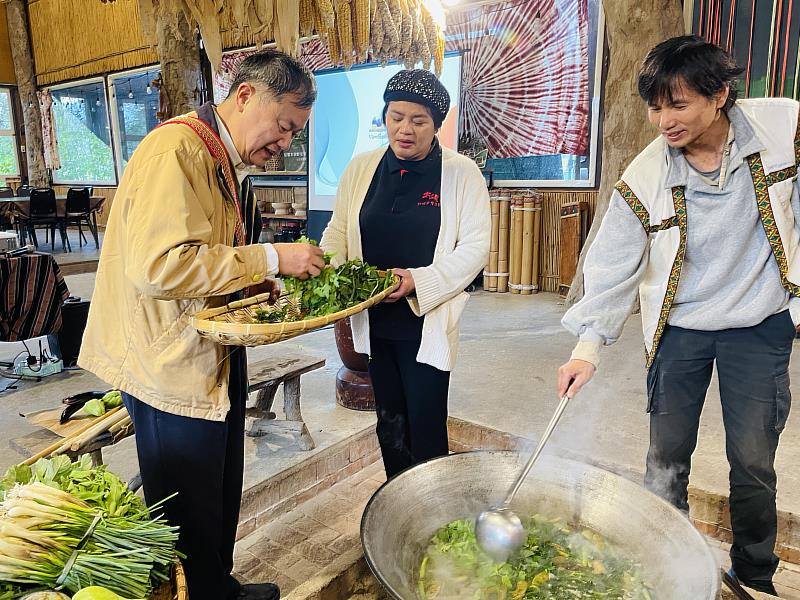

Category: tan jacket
[78, 113, 268, 421]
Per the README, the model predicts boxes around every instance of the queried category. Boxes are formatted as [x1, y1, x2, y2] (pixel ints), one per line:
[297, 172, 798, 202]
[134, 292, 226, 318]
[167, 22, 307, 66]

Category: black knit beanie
[382, 69, 450, 128]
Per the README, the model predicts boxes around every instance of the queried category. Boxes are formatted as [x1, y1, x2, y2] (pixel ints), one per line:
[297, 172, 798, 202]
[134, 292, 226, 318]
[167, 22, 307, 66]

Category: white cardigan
[320, 145, 490, 371]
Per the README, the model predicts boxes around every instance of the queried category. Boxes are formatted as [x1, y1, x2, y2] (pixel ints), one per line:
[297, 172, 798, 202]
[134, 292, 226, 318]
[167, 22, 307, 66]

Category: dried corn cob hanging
[300, 0, 315, 36]
[434, 23, 445, 76]
[423, 10, 438, 69]
[370, 0, 385, 55]
[417, 9, 431, 69]
[314, 0, 336, 30]
[399, 0, 413, 56]
[326, 23, 341, 65]
[387, 0, 402, 39]
[352, 0, 370, 60]
[336, 0, 355, 69]
[377, 0, 399, 56]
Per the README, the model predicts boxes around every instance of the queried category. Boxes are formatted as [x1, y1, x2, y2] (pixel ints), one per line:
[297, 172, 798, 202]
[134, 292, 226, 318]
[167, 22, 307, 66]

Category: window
[51, 79, 115, 184]
[109, 67, 161, 176]
[0, 88, 18, 177]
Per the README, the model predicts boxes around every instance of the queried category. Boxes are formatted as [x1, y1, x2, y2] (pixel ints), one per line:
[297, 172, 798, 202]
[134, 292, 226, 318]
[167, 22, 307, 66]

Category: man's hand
[246, 278, 280, 302]
[385, 268, 416, 303]
[273, 243, 325, 279]
[557, 359, 596, 398]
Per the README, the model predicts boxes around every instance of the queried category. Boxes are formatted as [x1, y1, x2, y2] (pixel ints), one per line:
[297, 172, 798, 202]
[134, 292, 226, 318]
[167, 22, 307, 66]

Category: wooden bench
[245, 348, 325, 450]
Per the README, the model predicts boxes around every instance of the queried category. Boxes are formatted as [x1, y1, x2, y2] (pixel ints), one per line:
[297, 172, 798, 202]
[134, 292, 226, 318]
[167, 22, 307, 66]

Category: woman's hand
[385, 268, 416, 303]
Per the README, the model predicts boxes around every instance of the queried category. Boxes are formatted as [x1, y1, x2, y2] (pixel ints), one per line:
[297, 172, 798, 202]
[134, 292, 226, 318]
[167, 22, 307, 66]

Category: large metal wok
[361, 451, 719, 599]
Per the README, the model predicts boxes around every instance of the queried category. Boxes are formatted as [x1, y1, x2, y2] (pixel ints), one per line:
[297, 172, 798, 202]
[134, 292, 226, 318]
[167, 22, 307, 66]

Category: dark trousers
[122, 348, 247, 600]
[645, 311, 794, 586]
[368, 337, 451, 479]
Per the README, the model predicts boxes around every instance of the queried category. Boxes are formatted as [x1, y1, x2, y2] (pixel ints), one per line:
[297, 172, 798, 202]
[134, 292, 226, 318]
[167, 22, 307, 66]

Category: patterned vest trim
[616, 107, 800, 367]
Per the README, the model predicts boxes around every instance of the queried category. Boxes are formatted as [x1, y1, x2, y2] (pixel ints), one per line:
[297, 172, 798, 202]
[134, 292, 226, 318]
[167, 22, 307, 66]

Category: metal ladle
[475, 394, 571, 562]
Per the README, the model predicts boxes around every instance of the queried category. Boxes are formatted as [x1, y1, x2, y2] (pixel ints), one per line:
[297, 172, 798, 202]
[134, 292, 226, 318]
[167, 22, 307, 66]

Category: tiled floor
[233, 459, 386, 596]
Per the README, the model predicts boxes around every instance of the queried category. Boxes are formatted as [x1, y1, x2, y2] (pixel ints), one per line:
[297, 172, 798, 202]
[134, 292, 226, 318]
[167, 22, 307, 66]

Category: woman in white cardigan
[321, 69, 490, 478]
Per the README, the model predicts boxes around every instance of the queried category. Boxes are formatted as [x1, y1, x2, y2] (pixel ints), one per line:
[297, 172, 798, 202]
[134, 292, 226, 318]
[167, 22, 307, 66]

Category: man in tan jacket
[79, 50, 324, 600]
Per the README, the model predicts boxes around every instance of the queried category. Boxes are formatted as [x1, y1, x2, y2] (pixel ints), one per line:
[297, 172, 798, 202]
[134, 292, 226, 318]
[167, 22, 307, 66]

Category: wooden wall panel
[28, 0, 157, 86]
[536, 190, 597, 293]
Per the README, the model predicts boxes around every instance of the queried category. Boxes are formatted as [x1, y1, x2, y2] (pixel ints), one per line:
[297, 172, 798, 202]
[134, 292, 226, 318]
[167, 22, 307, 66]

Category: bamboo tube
[530, 192, 543, 293]
[23, 407, 124, 464]
[520, 194, 536, 295]
[22, 416, 104, 465]
[69, 407, 128, 452]
[108, 416, 133, 434]
[497, 195, 511, 292]
[485, 197, 500, 291]
[509, 194, 524, 294]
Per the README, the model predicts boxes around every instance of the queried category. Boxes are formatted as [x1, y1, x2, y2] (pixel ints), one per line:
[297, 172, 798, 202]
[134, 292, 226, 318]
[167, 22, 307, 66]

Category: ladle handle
[503, 394, 571, 506]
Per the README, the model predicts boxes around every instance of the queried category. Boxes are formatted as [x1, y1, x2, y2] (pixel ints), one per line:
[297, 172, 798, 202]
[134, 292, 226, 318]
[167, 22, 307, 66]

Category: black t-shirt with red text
[359, 139, 442, 340]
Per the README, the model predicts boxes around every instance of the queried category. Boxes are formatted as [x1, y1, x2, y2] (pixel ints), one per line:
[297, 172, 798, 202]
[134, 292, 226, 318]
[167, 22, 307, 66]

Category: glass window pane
[51, 82, 115, 183]
[111, 69, 161, 170]
[0, 90, 11, 131]
[0, 136, 18, 175]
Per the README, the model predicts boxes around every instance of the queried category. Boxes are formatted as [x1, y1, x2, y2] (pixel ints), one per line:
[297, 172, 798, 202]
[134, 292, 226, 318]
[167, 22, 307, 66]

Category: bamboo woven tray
[192, 273, 400, 346]
[151, 561, 188, 600]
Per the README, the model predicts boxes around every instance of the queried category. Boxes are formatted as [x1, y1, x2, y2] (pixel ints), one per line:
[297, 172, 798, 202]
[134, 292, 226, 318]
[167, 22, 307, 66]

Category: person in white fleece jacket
[321, 69, 490, 478]
[560, 36, 800, 595]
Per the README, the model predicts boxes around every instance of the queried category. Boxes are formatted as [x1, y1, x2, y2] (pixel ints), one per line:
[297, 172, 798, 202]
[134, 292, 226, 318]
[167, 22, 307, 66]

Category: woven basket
[264, 152, 285, 172]
[151, 561, 188, 600]
[191, 273, 400, 346]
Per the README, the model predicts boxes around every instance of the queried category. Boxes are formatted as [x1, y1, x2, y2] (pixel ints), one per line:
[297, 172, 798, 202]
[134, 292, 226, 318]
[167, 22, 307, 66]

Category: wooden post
[509, 194, 524, 294]
[566, 0, 684, 306]
[485, 195, 500, 291]
[530, 192, 542, 293]
[497, 194, 511, 292]
[154, 5, 202, 118]
[4, 0, 47, 187]
[520, 194, 535, 295]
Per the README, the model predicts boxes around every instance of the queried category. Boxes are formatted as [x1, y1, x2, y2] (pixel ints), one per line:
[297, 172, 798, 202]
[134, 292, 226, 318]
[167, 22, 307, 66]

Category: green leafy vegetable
[254, 237, 395, 323]
[0, 456, 145, 518]
[419, 517, 654, 600]
[82, 398, 107, 417]
[101, 390, 123, 409]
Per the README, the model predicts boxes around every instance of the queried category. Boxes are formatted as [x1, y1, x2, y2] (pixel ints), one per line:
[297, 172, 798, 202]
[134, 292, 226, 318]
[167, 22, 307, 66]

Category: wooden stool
[246, 348, 325, 450]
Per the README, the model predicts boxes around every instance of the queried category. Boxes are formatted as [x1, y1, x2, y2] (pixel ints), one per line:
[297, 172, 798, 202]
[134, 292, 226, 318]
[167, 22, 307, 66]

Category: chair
[26, 188, 69, 252]
[15, 185, 33, 197]
[0, 187, 13, 198]
[65, 187, 98, 248]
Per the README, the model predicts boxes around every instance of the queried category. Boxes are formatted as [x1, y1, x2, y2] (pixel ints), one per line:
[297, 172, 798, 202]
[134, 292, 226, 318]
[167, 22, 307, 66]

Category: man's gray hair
[227, 49, 317, 108]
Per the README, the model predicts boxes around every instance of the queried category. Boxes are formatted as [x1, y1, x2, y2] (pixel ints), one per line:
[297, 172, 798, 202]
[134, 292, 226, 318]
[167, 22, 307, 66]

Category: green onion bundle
[0, 482, 180, 598]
